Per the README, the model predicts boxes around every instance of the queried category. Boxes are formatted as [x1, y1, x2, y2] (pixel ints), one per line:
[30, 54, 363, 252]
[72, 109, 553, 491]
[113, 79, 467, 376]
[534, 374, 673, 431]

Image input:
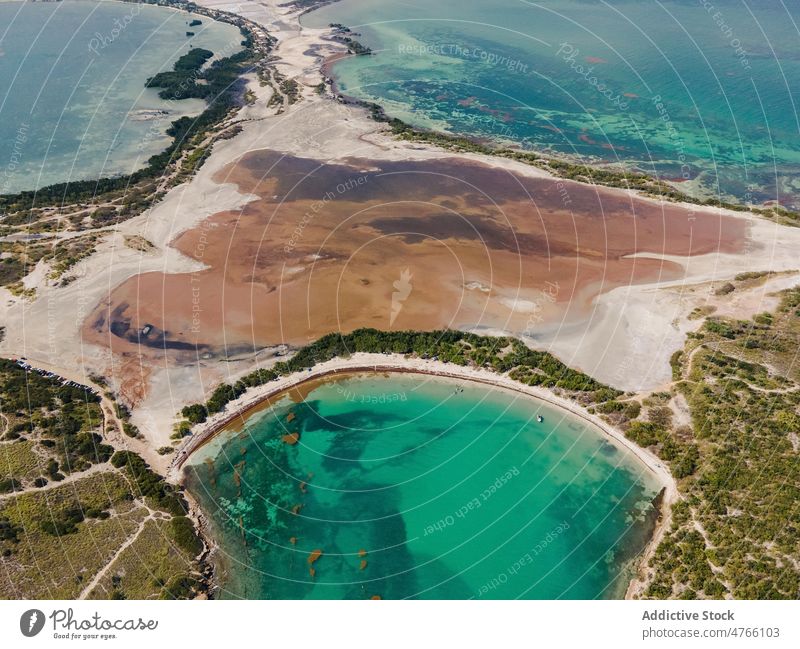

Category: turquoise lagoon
[304, 0, 800, 208]
[0, 0, 242, 193]
[185, 373, 661, 599]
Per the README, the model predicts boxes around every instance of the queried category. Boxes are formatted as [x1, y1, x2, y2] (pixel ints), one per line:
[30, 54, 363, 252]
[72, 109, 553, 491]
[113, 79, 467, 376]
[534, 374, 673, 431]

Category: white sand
[541, 220, 800, 391]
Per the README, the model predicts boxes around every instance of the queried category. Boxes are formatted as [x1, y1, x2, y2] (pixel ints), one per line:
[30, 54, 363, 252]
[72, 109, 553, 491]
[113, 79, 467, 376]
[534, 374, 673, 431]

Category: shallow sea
[0, 0, 241, 193]
[185, 373, 660, 599]
[304, 0, 800, 208]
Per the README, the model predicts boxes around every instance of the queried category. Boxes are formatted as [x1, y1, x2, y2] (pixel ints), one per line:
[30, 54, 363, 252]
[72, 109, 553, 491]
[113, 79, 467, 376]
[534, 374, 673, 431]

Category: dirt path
[77, 511, 156, 600]
[0, 463, 111, 502]
[14, 356, 159, 467]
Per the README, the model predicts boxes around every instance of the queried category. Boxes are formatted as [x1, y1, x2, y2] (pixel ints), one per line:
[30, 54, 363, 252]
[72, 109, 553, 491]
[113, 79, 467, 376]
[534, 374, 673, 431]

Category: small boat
[537, 415, 544, 423]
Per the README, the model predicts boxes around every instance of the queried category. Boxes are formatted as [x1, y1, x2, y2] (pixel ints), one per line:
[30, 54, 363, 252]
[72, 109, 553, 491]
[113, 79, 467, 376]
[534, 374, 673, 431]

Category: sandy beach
[173, 353, 677, 488]
[170, 351, 679, 598]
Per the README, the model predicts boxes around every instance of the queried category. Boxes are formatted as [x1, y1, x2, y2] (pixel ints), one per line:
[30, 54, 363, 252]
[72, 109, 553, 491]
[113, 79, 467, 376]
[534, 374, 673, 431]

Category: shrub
[181, 404, 207, 424]
[0, 516, 20, 543]
[714, 282, 735, 296]
[596, 400, 624, 414]
[111, 451, 187, 516]
[625, 421, 661, 447]
[169, 516, 202, 556]
[624, 401, 642, 420]
[648, 406, 673, 428]
[0, 478, 21, 494]
[40, 507, 85, 536]
[161, 575, 199, 600]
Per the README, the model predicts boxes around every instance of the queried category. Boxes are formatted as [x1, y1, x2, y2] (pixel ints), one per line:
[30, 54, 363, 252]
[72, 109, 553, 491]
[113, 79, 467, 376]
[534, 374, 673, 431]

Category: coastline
[0, 0, 795, 604]
[171, 352, 679, 600]
[4, 0, 800, 455]
[0, 0, 253, 200]
[0, 0, 789, 598]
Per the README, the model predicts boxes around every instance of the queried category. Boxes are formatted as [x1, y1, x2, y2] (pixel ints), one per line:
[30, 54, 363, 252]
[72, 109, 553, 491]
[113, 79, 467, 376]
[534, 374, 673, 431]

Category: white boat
[537, 415, 544, 423]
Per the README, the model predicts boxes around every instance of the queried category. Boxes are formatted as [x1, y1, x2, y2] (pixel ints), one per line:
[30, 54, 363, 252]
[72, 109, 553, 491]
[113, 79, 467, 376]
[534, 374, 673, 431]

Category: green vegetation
[111, 451, 188, 516]
[145, 48, 215, 98]
[0, 359, 109, 476]
[0, 516, 21, 553]
[0, 478, 21, 494]
[279, 77, 301, 103]
[40, 506, 89, 536]
[112, 400, 141, 438]
[329, 25, 373, 56]
[178, 308, 800, 599]
[688, 306, 716, 321]
[0, 471, 143, 597]
[87, 518, 201, 600]
[48, 233, 104, 282]
[180, 329, 618, 426]
[0, 235, 104, 288]
[734, 271, 774, 282]
[0, 440, 41, 483]
[170, 516, 203, 556]
[0, 358, 205, 599]
[642, 288, 800, 599]
[172, 419, 193, 441]
[0, 453, 203, 598]
[145, 45, 253, 107]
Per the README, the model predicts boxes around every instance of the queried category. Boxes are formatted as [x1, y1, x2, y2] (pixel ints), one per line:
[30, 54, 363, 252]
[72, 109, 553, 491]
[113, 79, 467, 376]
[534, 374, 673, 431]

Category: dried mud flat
[84, 149, 747, 361]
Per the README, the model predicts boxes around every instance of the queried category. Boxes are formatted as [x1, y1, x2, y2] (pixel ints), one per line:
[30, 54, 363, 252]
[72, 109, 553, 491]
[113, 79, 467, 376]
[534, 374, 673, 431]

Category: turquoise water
[304, 0, 800, 208]
[185, 374, 660, 599]
[0, 0, 242, 193]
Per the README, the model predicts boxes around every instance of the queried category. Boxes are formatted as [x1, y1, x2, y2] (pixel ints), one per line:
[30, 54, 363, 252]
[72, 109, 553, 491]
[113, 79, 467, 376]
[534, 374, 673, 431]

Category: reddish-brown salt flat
[84, 150, 747, 361]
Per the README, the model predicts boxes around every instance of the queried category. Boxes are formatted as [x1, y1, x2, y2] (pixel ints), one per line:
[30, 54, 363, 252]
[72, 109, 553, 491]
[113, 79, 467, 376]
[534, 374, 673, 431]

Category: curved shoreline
[171, 352, 678, 599]
[0, 0, 246, 199]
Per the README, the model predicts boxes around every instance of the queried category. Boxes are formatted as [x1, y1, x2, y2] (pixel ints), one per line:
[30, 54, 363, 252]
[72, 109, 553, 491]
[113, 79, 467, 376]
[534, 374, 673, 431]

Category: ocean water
[0, 0, 242, 194]
[304, 0, 800, 208]
[185, 374, 660, 599]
